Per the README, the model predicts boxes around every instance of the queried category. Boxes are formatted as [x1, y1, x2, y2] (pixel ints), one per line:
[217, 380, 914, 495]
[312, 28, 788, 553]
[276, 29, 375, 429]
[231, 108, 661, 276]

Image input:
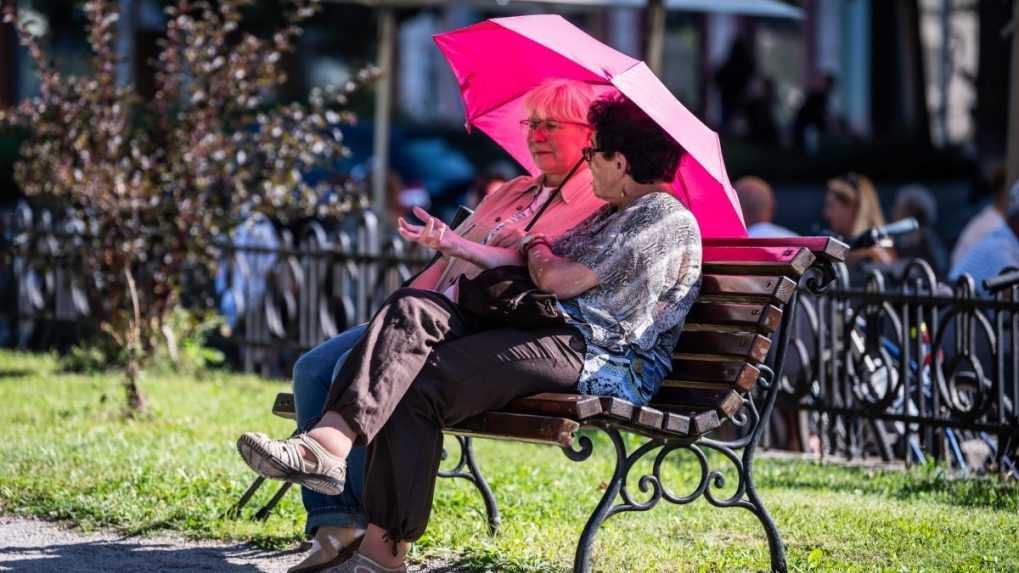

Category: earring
[619, 186, 627, 199]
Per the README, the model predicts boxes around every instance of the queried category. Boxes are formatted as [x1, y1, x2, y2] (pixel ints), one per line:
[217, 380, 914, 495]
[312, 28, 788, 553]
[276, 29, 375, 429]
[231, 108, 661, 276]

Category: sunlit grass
[1, 350, 1016, 572]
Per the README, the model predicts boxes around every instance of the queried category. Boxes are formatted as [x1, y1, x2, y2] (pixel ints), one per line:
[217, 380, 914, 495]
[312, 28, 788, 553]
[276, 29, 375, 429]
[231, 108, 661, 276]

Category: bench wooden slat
[654, 388, 745, 417]
[448, 413, 579, 448]
[505, 393, 603, 420]
[273, 393, 296, 420]
[666, 359, 760, 391]
[702, 246, 815, 277]
[599, 396, 634, 420]
[703, 236, 849, 262]
[687, 301, 783, 334]
[631, 406, 664, 431]
[699, 274, 797, 304]
[674, 331, 772, 363]
[684, 405, 725, 432]
[663, 411, 691, 436]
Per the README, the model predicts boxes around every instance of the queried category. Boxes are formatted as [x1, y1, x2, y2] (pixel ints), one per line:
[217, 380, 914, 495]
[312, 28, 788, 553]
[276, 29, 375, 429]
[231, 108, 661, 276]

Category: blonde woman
[822, 172, 895, 268]
[277, 78, 604, 573]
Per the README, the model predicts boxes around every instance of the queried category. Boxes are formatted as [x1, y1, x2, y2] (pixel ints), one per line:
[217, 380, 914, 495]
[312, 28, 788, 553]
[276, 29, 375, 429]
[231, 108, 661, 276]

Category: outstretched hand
[398, 207, 461, 256]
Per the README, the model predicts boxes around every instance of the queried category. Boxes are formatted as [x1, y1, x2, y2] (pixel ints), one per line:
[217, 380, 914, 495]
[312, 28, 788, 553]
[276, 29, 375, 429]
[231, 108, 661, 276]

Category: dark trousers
[323, 288, 585, 541]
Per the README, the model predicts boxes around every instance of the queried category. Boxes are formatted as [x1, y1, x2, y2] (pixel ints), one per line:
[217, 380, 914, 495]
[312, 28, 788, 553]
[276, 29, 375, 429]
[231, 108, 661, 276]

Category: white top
[747, 221, 799, 238]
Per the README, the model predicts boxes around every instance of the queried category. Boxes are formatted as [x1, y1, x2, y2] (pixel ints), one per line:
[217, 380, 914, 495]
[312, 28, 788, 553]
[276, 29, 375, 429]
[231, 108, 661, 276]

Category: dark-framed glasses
[581, 146, 607, 163]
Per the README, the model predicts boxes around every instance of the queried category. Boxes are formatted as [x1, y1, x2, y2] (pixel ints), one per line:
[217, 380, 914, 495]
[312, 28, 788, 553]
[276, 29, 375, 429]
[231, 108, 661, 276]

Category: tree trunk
[123, 353, 146, 415]
[122, 265, 146, 416]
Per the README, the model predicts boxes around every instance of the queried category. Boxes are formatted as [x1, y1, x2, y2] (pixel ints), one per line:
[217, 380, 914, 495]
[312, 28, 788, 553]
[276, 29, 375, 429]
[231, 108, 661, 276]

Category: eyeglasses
[581, 146, 608, 163]
[519, 118, 589, 133]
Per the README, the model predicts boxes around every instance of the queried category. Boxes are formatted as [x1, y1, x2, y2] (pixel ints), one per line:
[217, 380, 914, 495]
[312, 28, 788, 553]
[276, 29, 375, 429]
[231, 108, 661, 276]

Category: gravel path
[0, 517, 466, 572]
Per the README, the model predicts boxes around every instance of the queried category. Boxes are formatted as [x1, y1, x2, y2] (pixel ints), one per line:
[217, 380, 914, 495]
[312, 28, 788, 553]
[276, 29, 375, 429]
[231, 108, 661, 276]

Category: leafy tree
[0, 0, 372, 414]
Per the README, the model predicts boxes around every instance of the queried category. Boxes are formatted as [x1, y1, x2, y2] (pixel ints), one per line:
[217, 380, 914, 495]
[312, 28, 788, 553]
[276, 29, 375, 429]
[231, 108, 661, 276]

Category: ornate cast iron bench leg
[562, 369, 787, 573]
[563, 294, 799, 573]
[438, 436, 501, 536]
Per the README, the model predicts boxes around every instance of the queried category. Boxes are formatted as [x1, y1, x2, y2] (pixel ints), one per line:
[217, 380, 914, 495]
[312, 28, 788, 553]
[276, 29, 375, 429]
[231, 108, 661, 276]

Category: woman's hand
[488, 225, 526, 249]
[398, 207, 462, 257]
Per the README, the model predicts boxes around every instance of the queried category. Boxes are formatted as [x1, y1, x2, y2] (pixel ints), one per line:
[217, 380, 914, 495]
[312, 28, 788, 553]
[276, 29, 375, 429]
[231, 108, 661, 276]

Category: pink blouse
[409, 167, 605, 296]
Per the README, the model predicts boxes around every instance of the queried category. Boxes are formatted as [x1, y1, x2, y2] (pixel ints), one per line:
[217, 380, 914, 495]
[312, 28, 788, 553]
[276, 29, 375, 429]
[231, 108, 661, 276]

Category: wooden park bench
[231, 236, 847, 573]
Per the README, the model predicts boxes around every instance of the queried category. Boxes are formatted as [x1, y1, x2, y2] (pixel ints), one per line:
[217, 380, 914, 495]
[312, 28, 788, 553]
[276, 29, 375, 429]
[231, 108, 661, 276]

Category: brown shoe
[288, 528, 363, 573]
[237, 432, 347, 495]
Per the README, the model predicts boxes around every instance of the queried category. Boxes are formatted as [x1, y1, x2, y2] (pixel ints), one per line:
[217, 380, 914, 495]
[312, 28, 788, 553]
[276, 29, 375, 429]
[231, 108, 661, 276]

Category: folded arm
[525, 242, 598, 299]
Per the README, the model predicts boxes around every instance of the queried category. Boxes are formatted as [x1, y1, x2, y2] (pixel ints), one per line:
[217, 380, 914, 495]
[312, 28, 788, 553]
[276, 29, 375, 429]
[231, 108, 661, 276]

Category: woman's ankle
[359, 524, 408, 569]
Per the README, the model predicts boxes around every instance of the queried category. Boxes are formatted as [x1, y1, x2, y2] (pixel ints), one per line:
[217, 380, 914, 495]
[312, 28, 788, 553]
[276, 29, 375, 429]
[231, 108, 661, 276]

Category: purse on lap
[456, 265, 565, 329]
[455, 159, 584, 330]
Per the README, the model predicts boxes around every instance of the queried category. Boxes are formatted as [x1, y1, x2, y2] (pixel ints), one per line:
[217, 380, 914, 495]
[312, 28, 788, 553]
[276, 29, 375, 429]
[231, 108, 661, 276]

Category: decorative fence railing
[2, 204, 1016, 474]
[779, 261, 1018, 476]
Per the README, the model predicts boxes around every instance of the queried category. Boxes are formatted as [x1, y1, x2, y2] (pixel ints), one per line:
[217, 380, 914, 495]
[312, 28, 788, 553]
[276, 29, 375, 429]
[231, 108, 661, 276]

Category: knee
[389, 290, 434, 322]
[292, 352, 327, 399]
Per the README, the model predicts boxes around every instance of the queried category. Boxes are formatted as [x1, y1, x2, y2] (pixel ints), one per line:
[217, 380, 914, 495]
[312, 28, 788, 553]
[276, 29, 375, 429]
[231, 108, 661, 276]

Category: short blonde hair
[522, 79, 596, 125]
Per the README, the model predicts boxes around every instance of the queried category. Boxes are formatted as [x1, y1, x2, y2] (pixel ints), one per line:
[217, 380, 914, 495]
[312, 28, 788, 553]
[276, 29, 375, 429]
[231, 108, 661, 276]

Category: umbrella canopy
[433, 14, 746, 238]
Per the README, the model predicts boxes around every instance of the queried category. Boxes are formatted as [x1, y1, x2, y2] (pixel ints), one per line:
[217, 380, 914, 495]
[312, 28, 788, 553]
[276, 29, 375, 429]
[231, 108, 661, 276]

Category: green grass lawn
[0, 350, 1016, 572]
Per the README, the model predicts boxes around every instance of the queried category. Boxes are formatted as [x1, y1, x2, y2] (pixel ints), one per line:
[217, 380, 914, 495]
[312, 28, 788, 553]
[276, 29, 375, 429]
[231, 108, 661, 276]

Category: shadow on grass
[0, 369, 32, 379]
[0, 537, 273, 572]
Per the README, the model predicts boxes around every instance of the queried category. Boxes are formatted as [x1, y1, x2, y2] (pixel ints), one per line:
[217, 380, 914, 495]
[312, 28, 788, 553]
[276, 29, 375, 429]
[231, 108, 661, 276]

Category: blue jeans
[292, 323, 369, 535]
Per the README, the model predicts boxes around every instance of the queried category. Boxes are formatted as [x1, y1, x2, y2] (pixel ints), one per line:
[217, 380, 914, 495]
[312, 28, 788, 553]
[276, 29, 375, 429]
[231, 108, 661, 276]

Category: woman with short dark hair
[237, 94, 702, 573]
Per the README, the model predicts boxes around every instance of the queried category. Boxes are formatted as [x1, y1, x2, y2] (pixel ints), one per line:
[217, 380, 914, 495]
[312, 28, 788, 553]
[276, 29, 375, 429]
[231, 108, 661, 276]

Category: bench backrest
[648, 244, 817, 430]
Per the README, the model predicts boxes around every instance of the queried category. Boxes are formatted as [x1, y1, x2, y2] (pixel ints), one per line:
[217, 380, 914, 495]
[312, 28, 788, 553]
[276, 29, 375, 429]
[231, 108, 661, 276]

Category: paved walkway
[0, 517, 465, 572]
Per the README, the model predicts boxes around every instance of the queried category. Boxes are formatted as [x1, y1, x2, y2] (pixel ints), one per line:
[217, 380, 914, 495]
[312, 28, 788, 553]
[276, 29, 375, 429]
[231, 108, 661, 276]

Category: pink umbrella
[433, 14, 747, 238]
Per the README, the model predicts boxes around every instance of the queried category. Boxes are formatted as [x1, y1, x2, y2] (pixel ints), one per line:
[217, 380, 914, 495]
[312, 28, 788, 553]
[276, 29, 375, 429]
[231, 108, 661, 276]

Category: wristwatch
[518, 233, 548, 256]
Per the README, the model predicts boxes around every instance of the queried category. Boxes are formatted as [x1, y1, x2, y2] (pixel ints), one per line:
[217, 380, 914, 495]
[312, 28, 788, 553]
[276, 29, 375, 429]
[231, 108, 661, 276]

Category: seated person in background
[950, 180, 1019, 296]
[822, 173, 895, 275]
[734, 176, 798, 238]
[891, 184, 948, 276]
[951, 165, 1008, 267]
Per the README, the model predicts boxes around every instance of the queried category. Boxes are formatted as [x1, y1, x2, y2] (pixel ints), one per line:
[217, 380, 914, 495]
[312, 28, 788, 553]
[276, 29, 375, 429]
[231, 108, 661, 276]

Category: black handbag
[454, 158, 584, 330]
[456, 265, 565, 329]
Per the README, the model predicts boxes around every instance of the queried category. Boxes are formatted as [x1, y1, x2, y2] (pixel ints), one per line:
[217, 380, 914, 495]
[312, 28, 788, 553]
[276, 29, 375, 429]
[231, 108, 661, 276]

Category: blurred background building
[1, 0, 1016, 243]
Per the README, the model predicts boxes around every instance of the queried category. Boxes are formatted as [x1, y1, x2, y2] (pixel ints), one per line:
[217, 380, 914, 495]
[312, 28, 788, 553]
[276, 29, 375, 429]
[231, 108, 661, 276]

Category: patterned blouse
[551, 192, 702, 404]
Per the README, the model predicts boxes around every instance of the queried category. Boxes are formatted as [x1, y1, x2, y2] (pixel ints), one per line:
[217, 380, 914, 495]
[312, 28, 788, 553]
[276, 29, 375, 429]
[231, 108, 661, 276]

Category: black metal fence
[2, 203, 1017, 474]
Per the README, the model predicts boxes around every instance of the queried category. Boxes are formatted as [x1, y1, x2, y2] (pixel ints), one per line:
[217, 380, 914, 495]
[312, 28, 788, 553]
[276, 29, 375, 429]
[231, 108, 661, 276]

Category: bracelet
[518, 233, 544, 256]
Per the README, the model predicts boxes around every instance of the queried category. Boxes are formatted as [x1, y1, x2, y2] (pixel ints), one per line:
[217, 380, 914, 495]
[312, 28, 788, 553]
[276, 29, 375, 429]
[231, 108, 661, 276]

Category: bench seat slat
[599, 396, 634, 420]
[505, 393, 603, 419]
[703, 236, 848, 262]
[273, 393, 296, 420]
[663, 411, 691, 435]
[699, 274, 797, 305]
[654, 388, 745, 417]
[667, 359, 760, 391]
[631, 406, 664, 431]
[649, 407, 721, 435]
[674, 331, 772, 363]
[687, 302, 783, 334]
[702, 246, 815, 277]
[448, 412, 579, 448]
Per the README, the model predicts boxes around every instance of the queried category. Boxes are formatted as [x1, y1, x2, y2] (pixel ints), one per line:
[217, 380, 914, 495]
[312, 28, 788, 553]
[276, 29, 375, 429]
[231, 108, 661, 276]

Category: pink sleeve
[408, 259, 448, 291]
